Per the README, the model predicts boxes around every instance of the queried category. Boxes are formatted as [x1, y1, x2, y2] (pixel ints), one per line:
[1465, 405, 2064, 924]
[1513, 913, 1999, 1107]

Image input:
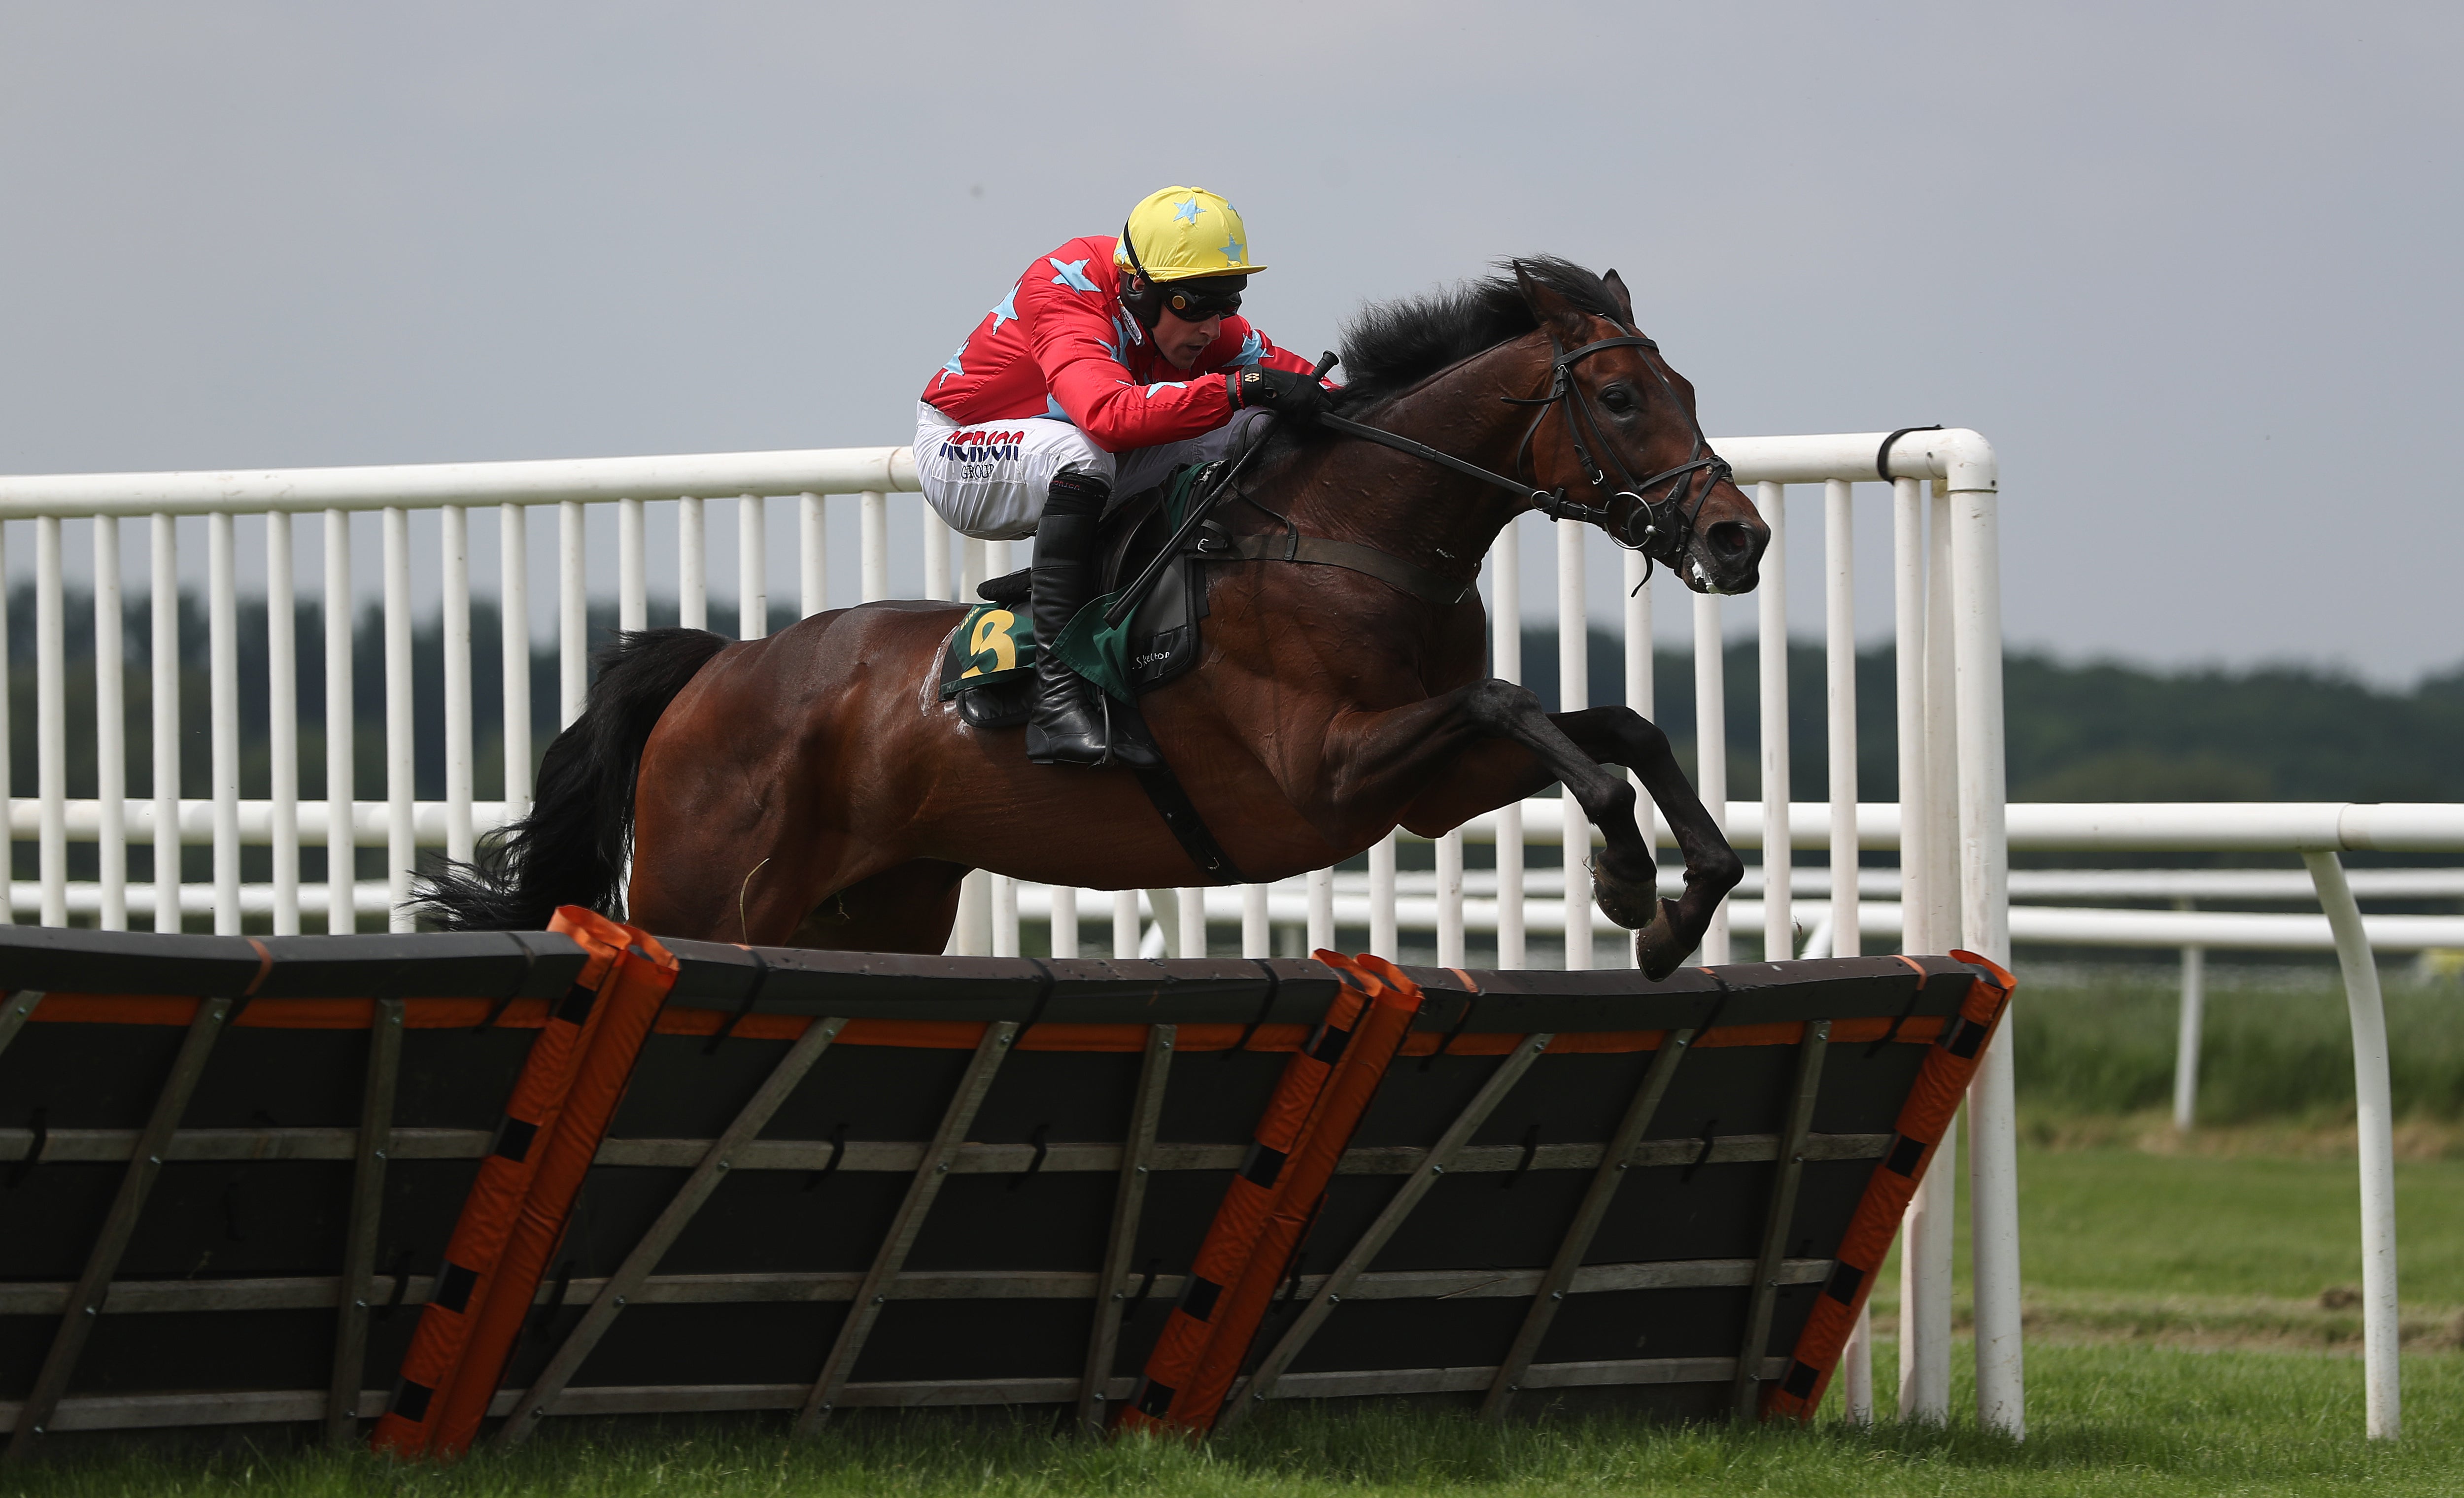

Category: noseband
[1310, 322, 1732, 582]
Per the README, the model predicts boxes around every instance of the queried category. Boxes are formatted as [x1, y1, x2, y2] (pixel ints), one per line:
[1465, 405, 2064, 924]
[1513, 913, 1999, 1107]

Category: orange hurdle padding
[369, 909, 678, 1458]
[1113, 958, 1372, 1433]
[1760, 950, 2015, 1422]
[1118, 952, 1424, 1435]
[1169, 953, 1423, 1430]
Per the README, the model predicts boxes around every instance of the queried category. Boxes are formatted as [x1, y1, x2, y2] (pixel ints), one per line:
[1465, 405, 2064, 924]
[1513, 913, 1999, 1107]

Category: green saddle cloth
[931, 466, 1212, 705]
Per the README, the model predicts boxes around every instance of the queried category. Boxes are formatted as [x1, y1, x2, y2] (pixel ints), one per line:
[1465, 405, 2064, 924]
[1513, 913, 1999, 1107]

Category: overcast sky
[3, 2, 2457, 682]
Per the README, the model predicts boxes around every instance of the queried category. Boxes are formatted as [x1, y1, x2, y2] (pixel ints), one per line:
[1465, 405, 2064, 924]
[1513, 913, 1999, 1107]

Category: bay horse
[417, 259, 1770, 978]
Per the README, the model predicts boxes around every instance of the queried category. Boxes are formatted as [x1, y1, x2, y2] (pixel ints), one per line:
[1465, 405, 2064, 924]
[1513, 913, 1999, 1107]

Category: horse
[416, 258, 1771, 978]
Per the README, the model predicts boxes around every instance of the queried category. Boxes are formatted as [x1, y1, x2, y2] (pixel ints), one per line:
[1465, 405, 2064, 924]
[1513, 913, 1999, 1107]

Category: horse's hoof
[1586, 856, 1659, 930]
[1633, 899, 1690, 981]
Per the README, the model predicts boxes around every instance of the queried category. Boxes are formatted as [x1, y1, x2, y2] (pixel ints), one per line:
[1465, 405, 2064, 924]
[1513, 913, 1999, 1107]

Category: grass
[2010, 966, 2464, 1126]
[8, 1348, 2464, 1498]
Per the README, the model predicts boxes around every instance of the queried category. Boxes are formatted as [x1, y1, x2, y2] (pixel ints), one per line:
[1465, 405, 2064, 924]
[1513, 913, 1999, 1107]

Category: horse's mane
[1332, 256, 1626, 410]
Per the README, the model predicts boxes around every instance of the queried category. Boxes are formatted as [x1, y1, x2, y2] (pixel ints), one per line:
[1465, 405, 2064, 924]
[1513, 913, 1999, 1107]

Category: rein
[1312, 326, 1733, 584]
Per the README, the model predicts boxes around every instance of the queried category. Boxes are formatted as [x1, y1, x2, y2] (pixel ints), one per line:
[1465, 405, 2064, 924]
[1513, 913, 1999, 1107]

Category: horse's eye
[1600, 384, 1636, 413]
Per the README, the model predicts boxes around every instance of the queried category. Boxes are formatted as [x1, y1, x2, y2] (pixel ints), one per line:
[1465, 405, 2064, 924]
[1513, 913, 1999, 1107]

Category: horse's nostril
[1708, 522, 1756, 558]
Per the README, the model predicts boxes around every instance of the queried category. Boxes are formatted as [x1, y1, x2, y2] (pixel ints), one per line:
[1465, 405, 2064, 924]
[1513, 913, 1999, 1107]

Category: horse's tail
[411, 627, 728, 931]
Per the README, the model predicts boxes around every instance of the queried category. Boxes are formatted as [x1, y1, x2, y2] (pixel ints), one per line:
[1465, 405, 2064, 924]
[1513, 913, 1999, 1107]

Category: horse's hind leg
[783, 859, 971, 953]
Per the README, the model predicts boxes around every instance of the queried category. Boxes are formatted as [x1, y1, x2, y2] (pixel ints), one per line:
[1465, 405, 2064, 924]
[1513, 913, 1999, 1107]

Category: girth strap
[1107, 692, 1251, 886]
[1221, 532, 1475, 607]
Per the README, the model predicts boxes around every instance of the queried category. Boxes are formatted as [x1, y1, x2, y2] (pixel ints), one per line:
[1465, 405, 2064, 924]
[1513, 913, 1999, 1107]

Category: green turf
[7, 1345, 2463, 1498]
[2009, 969, 2464, 1124]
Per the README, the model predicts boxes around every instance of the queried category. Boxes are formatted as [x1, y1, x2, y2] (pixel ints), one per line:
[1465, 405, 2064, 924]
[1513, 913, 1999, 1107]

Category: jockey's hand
[1227, 367, 1333, 425]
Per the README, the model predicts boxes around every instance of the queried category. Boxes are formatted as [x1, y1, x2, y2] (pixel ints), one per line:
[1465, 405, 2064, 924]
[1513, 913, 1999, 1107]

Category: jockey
[915, 185, 1332, 767]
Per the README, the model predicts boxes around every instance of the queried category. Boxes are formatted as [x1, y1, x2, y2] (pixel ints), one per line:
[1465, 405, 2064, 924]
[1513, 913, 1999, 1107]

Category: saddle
[937, 463, 1217, 731]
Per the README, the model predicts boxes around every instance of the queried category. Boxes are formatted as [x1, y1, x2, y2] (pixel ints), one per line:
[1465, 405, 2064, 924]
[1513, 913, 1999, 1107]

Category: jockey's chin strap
[1310, 324, 1732, 584]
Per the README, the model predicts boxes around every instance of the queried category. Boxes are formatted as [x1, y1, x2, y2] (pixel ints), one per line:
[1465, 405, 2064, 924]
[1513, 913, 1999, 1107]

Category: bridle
[1312, 318, 1733, 583]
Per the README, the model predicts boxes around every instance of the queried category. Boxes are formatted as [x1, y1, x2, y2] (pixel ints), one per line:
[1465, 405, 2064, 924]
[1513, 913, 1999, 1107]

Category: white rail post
[1435, 829, 1465, 969]
[992, 875, 1020, 958]
[1112, 889, 1139, 959]
[739, 493, 767, 639]
[2172, 899, 2204, 1132]
[1050, 885, 1079, 958]
[1307, 868, 1334, 954]
[922, 511, 952, 602]
[558, 500, 587, 727]
[206, 511, 240, 934]
[1757, 482, 1790, 963]
[1889, 475, 1946, 1423]
[441, 506, 475, 867]
[1922, 484, 1961, 953]
[1951, 446, 2021, 1440]
[1242, 883, 1271, 960]
[678, 496, 707, 630]
[324, 511, 355, 932]
[798, 492, 827, 617]
[35, 514, 66, 926]
[501, 503, 532, 815]
[1492, 517, 1525, 966]
[1558, 518, 1590, 969]
[383, 506, 414, 931]
[859, 491, 889, 603]
[618, 497, 647, 632]
[93, 516, 127, 930]
[2304, 849, 2401, 1440]
[150, 514, 180, 932]
[1822, 477, 1867, 1420]
[1623, 546, 1654, 967]
[1890, 476, 1925, 958]
[1692, 586, 1728, 964]
[267, 511, 300, 934]
[1369, 832, 1399, 960]
[1178, 884, 1206, 960]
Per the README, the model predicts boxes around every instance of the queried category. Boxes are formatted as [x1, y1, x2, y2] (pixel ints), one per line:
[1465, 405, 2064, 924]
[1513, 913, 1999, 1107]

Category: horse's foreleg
[1339, 679, 1660, 928]
[1391, 700, 1743, 980]
[1548, 707, 1745, 978]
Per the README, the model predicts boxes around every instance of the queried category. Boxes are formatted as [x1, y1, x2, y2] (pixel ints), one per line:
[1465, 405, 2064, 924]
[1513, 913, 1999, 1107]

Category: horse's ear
[1602, 268, 1637, 324]
[1513, 261, 1594, 345]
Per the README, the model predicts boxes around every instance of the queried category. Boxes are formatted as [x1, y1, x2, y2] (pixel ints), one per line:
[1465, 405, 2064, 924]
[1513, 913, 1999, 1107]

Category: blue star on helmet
[1228, 330, 1266, 368]
[1142, 381, 1189, 397]
[986, 287, 1019, 333]
[1173, 197, 1205, 224]
[1048, 257, 1098, 293]
[1219, 235, 1245, 265]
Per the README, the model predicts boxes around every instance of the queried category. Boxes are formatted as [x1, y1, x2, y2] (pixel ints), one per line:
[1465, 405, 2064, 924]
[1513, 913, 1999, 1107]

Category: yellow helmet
[1114, 186, 1266, 282]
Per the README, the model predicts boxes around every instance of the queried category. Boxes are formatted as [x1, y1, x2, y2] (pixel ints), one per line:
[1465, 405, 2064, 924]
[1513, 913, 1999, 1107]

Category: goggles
[1163, 285, 1241, 321]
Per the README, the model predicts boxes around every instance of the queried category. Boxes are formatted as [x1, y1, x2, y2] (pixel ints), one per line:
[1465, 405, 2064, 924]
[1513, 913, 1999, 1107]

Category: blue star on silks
[1219, 235, 1245, 264]
[1173, 197, 1205, 224]
[935, 342, 966, 386]
[1048, 257, 1098, 293]
[1142, 381, 1189, 397]
[1098, 331, 1127, 366]
[986, 287, 1019, 333]
[1043, 394, 1075, 424]
[1228, 330, 1266, 368]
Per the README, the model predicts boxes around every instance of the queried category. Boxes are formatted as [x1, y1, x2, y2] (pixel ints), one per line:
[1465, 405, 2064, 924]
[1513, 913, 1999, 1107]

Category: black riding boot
[1025, 470, 1115, 766]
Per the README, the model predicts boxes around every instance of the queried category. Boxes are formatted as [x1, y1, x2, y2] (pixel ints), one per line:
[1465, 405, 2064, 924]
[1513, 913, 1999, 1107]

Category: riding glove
[1227, 367, 1333, 425]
